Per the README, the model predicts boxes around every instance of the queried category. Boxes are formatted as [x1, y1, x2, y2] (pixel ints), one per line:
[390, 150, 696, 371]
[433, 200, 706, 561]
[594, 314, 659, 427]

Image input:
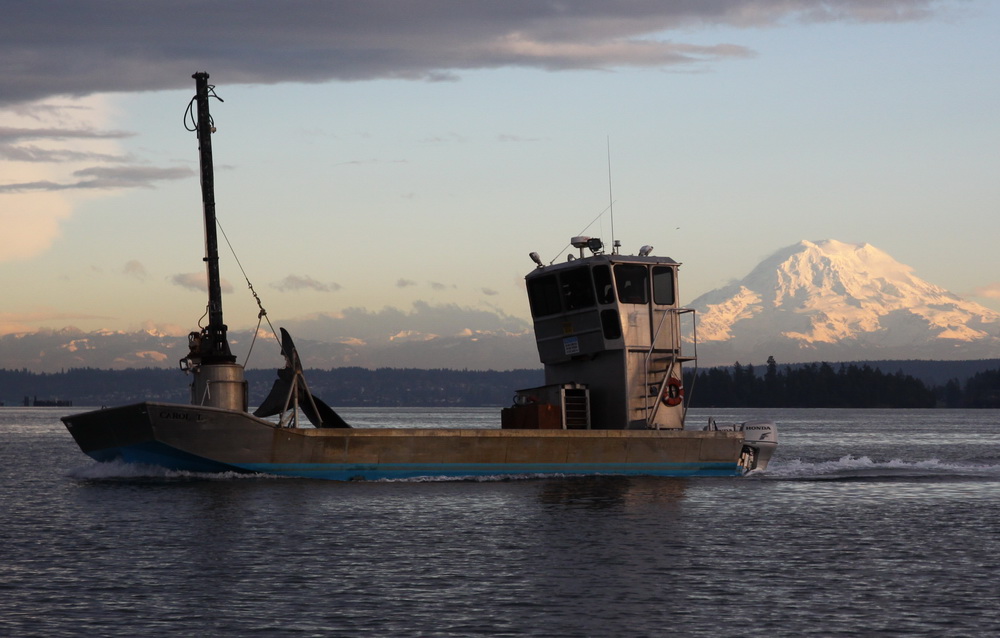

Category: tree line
[2, 360, 998, 408]
[0, 367, 543, 408]
[685, 357, 1000, 408]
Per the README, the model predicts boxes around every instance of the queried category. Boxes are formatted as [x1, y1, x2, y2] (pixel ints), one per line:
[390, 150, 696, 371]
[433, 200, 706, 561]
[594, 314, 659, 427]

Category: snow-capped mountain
[688, 240, 1000, 365]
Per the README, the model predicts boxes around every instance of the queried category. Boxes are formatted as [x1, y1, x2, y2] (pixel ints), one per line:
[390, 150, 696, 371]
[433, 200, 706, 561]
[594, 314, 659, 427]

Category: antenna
[607, 136, 617, 255]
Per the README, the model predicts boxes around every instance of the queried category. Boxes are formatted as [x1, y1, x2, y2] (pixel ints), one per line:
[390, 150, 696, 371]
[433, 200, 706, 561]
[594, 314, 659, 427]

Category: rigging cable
[216, 217, 281, 367]
[183, 82, 277, 366]
[547, 200, 615, 265]
[544, 138, 619, 264]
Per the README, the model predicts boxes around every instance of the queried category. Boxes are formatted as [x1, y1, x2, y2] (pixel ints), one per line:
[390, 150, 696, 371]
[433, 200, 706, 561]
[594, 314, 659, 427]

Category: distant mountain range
[0, 324, 538, 373]
[4, 239, 999, 373]
[689, 239, 1000, 366]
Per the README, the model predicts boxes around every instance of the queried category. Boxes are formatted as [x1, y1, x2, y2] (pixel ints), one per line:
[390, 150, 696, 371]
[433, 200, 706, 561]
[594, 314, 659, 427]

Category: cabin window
[559, 267, 596, 310]
[592, 265, 615, 305]
[652, 266, 675, 305]
[600, 309, 622, 340]
[614, 264, 648, 304]
[527, 274, 561, 317]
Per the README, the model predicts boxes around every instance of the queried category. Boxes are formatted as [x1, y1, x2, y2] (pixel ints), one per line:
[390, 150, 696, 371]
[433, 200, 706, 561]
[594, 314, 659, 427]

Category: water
[3, 407, 1000, 637]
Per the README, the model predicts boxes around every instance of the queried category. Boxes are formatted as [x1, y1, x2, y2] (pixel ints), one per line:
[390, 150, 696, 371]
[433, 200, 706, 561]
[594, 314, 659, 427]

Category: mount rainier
[687, 240, 1000, 366]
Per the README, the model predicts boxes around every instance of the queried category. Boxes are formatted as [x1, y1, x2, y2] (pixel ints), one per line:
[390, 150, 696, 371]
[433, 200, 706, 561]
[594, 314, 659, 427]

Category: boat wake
[759, 455, 1000, 481]
[66, 460, 281, 482]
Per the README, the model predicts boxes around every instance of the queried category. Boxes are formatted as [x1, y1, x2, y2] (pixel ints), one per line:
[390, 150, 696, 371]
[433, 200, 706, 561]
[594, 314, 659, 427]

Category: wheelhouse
[506, 237, 696, 431]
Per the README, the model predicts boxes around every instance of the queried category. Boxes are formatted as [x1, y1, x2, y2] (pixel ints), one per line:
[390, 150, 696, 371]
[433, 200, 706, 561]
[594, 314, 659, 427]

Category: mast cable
[183, 81, 277, 366]
[216, 218, 281, 366]
[544, 138, 619, 264]
[546, 200, 616, 265]
[183, 85, 223, 132]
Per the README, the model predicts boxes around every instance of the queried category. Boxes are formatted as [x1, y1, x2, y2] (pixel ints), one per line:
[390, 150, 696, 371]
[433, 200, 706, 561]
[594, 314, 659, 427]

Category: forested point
[685, 357, 1000, 409]
[1, 358, 999, 408]
[0, 367, 544, 408]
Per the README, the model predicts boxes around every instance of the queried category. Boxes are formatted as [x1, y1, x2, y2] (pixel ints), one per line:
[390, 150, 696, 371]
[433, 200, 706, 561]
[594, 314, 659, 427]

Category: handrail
[644, 307, 697, 428]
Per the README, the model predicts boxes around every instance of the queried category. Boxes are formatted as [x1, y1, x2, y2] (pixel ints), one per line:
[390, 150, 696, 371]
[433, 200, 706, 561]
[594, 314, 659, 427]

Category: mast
[192, 72, 235, 364]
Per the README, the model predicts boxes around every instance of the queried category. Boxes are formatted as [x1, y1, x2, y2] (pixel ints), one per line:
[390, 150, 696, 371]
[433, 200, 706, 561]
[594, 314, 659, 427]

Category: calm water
[2, 406, 1000, 637]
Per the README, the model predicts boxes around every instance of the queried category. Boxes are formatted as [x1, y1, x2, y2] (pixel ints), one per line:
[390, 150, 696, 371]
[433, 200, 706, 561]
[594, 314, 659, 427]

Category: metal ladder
[643, 308, 697, 428]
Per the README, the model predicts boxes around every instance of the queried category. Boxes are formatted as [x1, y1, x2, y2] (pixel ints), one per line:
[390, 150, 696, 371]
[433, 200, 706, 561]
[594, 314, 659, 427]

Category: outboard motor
[737, 420, 778, 472]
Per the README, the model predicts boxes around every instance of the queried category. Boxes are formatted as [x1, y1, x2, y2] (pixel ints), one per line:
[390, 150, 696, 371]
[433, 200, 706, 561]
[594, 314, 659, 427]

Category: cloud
[0, 97, 121, 261]
[397, 278, 417, 288]
[0, 1, 946, 106]
[0, 311, 111, 336]
[273, 301, 538, 369]
[497, 134, 541, 143]
[272, 274, 342, 292]
[123, 260, 147, 280]
[171, 272, 234, 293]
[281, 300, 530, 343]
[971, 283, 1000, 300]
[0, 96, 195, 261]
[0, 125, 133, 163]
[0, 1, 953, 266]
[0, 165, 193, 193]
[0, 191, 72, 262]
[481, 288, 499, 296]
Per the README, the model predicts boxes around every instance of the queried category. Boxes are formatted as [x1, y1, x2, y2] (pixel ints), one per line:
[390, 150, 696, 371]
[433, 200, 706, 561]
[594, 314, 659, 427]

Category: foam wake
[66, 459, 278, 481]
[760, 455, 1000, 480]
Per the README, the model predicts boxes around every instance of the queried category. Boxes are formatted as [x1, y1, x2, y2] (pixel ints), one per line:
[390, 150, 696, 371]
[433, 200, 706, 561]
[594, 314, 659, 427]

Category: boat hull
[63, 402, 750, 480]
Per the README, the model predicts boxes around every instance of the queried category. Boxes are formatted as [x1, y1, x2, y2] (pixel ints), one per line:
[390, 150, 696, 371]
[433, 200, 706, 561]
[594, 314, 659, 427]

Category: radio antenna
[607, 136, 617, 254]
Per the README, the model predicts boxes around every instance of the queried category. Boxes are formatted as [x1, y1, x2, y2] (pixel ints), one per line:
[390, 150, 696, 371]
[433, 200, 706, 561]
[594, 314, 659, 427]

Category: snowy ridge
[689, 240, 1000, 364]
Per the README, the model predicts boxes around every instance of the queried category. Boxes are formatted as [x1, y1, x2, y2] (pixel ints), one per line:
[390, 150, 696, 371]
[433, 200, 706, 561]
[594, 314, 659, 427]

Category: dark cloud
[397, 278, 417, 288]
[0, 125, 134, 163]
[0, 145, 128, 163]
[0, 126, 132, 143]
[0, 1, 944, 106]
[0, 165, 194, 193]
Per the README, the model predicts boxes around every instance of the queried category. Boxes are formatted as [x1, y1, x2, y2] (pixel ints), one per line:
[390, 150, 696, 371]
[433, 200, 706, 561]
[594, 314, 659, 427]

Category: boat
[62, 73, 777, 480]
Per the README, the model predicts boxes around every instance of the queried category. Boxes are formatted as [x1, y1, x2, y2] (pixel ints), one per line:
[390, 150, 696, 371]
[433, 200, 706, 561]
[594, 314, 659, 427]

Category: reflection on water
[537, 476, 689, 509]
[3, 407, 1000, 637]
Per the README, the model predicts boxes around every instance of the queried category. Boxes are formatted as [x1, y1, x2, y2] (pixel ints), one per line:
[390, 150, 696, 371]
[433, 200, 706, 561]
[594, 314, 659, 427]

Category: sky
[2, 0, 999, 349]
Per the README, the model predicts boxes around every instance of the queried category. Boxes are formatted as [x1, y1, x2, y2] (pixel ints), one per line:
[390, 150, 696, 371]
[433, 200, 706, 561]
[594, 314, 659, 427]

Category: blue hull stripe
[235, 461, 742, 480]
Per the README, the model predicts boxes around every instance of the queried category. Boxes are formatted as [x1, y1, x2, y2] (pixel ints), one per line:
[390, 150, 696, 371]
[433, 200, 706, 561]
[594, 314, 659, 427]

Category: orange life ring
[661, 377, 684, 406]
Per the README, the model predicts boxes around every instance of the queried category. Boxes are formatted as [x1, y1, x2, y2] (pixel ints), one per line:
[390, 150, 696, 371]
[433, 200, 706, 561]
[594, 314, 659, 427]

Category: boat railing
[644, 307, 697, 428]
